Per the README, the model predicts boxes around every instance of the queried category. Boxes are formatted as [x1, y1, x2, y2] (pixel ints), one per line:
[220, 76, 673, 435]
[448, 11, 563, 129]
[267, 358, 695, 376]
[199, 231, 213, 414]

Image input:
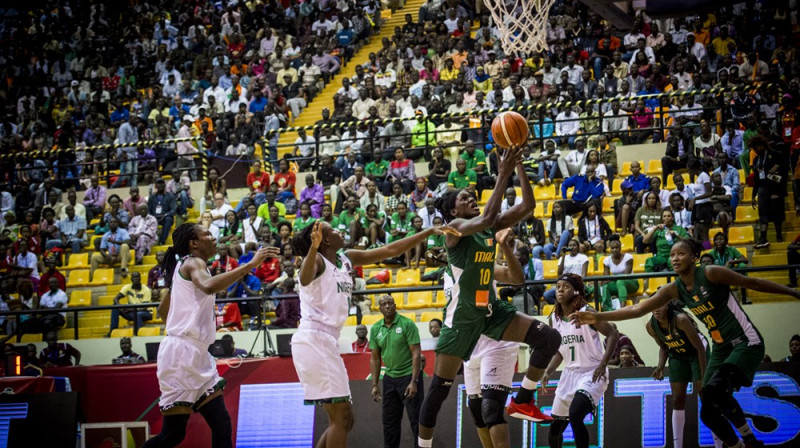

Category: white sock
[521, 376, 538, 390]
[713, 435, 724, 448]
[737, 423, 753, 438]
[611, 298, 621, 310]
[418, 437, 433, 447]
[672, 409, 685, 448]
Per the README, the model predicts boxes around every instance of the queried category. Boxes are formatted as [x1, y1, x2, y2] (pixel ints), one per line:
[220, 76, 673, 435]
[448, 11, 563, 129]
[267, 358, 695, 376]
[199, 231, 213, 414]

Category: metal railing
[1, 264, 794, 341]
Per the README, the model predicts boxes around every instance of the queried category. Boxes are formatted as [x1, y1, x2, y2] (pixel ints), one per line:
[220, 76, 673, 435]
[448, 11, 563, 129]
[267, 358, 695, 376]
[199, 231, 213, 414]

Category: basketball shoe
[506, 400, 553, 422]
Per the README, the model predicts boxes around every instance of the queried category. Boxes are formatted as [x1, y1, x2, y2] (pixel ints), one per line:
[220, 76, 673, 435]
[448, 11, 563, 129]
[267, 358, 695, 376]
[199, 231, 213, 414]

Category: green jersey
[426, 233, 445, 248]
[444, 227, 497, 316]
[293, 216, 316, 233]
[365, 160, 390, 179]
[334, 208, 365, 232]
[447, 169, 477, 189]
[653, 225, 689, 258]
[675, 266, 763, 348]
[265, 218, 289, 235]
[369, 314, 420, 378]
[650, 309, 706, 361]
[461, 149, 486, 171]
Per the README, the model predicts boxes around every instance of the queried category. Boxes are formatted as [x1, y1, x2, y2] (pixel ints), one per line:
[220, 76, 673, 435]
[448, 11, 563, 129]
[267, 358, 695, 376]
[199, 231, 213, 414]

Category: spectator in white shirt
[336, 77, 359, 101]
[210, 193, 234, 228]
[38, 277, 69, 329]
[629, 37, 656, 65]
[15, 239, 39, 282]
[500, 188, 523, 214]
[351, 89, 376, 120]
[558, 137, 589, 178]
[560, 54, 584, 85]
[603, 99, 630, 144]
[555, 105, 581, 148]
[294, 129, 316, 171]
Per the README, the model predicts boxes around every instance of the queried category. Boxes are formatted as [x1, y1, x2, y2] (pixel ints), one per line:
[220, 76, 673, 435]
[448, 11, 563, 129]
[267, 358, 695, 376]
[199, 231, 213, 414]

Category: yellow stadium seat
[592, 257, 605, 275]
[603, 215, 615, 232]
[394, 269, 421, 286]
[58, 328, 76, 340]
[405, 291, 434, 309]
[751, 254, 785, 267]
[344, 316, 358, 326]
[542, 260, 559, 279]
[131, 264, 154, 275]
[611, 179, 623, 195]
[67, 269, 91, 287]
[142, 254, 158, 265]
[479, 189, 494, 205]
[534, 201, 551, 219]
[738, 169, 746, 183]
[111, 328, 134, 338]
[742, 187, 753, 202]
[620, 160, 646, 176]
[602, 196, 615, 212]
[620, 234, 634, 253]
[646, 276, 668, 295]
[97, 295, 116, 306]
[541, 304, 555, 316]
[400, 312, 416, 322]
[361, 314, 383, 325]
[632, 253, 649, 273]
[435, 290, 447, 306]
[68, 289, 92, 307]
[727, 226, 755, 245]
[106, 284, 125, 296]
[647, 160, 663, 176]
[735, 207, 758, 224]
[20, 334, 42, 343]
[420, 311, 442, 323]
[137, 327, 161, 337]
[65, 253, 89, 270]
[533, 184, 556, 200]
[92, 268, 115, 285]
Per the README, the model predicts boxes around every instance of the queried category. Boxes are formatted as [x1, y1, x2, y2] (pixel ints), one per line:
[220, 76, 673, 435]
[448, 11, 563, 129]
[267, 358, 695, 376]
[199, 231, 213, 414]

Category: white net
[482, 0, 555, 55]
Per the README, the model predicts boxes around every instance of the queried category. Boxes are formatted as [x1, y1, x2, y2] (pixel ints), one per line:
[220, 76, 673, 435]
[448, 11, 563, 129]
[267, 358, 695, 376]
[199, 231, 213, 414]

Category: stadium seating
[68, 290, 92, 307]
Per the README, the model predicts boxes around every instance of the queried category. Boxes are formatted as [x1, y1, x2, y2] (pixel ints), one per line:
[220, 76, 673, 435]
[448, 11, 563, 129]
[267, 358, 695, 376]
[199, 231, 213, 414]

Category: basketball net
[482, 0, 555, 55]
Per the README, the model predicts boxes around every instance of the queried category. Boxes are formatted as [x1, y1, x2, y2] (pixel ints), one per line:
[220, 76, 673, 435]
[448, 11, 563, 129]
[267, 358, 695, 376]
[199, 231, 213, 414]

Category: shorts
[292, 329, 351, 405]
[437, 299, 517, 361]
[157, 336, 225, 411]
[704, 342, 765, 388]
[668, 355, 704, 384]
[551, 367, 608, 417]
[463, 336, 519, 396]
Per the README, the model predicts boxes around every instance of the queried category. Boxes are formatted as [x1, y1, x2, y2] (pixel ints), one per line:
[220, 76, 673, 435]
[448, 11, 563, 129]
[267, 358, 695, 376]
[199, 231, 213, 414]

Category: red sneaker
[506, 400, 553, 423]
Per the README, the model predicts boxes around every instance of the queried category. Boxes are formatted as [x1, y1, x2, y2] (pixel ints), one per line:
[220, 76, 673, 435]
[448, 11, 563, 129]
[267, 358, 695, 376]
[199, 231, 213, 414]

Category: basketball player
[419, 147, 562, 448]
[572, 238, 800, 448]
[291, 220, 458, 448]
[542, 273, 618, 448]
[647, 300, 709, 448]
[143, 223, 277, 448]
[463, 228, 524, 448]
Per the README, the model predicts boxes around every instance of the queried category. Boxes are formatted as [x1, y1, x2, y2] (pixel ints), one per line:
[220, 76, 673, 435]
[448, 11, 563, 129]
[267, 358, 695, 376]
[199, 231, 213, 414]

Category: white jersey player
[542, 274, 619, 448]
[293, 221, 457, 447]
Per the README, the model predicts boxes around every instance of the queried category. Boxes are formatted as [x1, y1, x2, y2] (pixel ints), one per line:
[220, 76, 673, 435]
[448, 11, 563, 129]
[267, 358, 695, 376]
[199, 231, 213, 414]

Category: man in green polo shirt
[460, 139, 491, 194]
[447, 158, 477, 193]
[365, 148, 390, 193]
[370, 295, 422, 448]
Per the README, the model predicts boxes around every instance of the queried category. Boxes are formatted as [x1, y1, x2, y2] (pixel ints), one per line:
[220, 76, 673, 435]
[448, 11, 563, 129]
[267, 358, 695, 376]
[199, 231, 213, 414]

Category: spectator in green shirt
[292, 202, 317, 233]
[334, 196, 366, 247]
[256, 191, 287, 220]
[708, 232, 748, 268]
[643, 208, 689, 272]
[460, 140, 490, 194]
[447, 158, 478, 193]
[264, 204, 289, 236]
[410, 111, 437, 160]
[365, 148, 390, 193]
[361, 203, 387, 248]
[370, 295, 422, 448]
[389, 201, 416, 244]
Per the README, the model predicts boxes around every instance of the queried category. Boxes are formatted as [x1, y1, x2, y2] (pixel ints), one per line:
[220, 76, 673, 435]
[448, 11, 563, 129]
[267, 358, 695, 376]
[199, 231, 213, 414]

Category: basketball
[491, 111, 529, 149]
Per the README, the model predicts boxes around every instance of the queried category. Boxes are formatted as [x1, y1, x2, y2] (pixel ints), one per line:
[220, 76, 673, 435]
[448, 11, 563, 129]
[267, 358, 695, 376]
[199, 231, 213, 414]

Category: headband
[558, 274, 584, 295]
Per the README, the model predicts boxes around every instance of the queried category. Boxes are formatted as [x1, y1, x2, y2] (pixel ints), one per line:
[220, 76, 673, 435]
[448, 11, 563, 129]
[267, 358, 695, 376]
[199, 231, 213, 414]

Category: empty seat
[67, 269, 91, 287]
[541, 304, 554, 316]
[602, 196, 615, 212]
[645, 277, 668, 295]
[65, 253, 89, 270]
[97, 295, 116, 306]
[479, 189, 494, 205]
[735, 207, 758, 224]
[647, 160, 663, 176]
[106, 284, 125, 296]
[20, 334, 42, 343]
[632, 254, 650, 273]
[534, 201, 551, 219]
[405, 291, 434, 309]
[420, 311, 442, 323]
[361, 314, 383, 325]
[92, 268, 115, 285]
[137, 327, 161, 337]
[533, 184, 556, 200]
[619, 234, 634, 253]
[344, 316, 358, 326]
[620, 160, 646, 176]
[400, 312, 416, 322]
[110, 328, 134, 338]
[68, 289, 92, 307]
[542, 260, 559, 279]
[394, 269, 421, 286]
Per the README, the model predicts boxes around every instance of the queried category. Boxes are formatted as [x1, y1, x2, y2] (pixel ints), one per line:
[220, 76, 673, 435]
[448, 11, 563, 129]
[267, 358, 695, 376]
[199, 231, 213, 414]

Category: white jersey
[552, 305, 605, 371]
[165, 256, 217, 345]
[298, 252, 353, 336]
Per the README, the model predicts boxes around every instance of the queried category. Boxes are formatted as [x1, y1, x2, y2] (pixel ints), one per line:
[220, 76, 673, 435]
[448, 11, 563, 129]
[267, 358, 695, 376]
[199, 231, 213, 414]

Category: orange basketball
[491, 111, 530, 149]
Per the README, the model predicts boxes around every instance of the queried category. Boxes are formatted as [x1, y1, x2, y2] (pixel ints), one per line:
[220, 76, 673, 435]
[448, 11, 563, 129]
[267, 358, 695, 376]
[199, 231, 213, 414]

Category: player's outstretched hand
[431, 225, 462, 237]
[591, 365, 607, 383]
[569, 310, 597, 328]
[497, 145, 523, 178]
[538, 373, 551, 395]
[310, 221, 324, 250]
[253, 246, 280, 264]
[496, 228, 514, 247]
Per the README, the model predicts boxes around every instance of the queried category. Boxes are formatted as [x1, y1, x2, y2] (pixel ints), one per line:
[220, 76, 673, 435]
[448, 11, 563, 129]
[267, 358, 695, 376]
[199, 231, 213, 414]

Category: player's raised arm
[570, 282, 677, 326]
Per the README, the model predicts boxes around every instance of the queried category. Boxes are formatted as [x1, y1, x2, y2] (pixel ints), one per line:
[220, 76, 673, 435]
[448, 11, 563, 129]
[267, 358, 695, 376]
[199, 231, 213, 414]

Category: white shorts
[157, 336, 224, 411]
[551, 367, 608, 417]
[463, 336, 519, 396]
[292, 329, 351, 404]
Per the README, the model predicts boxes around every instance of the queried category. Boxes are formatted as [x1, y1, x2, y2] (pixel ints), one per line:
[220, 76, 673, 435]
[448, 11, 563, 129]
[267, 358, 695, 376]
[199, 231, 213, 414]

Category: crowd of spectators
[0, 0, 799, 344]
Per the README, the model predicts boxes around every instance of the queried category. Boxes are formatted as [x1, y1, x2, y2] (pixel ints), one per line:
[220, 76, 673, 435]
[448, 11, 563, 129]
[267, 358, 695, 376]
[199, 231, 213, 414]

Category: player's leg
[701, 363, 760, 448]
[196, 390, 233, 448]
[465, 356, 492, 447]
[142, 406, 191, 448]
[547, 394, 571, 448]
[567, 392, 594, 448]
[483, 388, 511, 448]
[499, 312, 560, 420]
[418, 353, 462, 445]
[320, 402, 354, 448]
[670, 381, 689, 448]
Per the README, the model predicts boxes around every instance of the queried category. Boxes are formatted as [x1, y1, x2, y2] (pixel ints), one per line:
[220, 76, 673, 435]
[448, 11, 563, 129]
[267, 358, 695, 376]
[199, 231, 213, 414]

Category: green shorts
[436, 299, 517, 361]
[668, 355, 703, 384]
[704, 342, 765, 388]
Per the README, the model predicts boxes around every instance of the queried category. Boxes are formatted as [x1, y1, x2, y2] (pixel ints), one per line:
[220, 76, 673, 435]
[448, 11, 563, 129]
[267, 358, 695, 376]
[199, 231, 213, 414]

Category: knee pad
[467, 395, 486, 428]
[480, 388, 509, 428]
[526, 321, 561, 369]
[419, 375, 454, 429]
[703, 365, 739, 406]
[568, 391, 594, 424]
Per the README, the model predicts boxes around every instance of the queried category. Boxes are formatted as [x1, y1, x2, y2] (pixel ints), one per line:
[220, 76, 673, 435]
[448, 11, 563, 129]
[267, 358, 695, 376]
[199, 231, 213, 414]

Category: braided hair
[291, 222, 317, 257]
[434, 189, 476, 223]
[673, 237, 704, 259]
[553, 273, 587, 320]
[163, 223, 201, 288]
